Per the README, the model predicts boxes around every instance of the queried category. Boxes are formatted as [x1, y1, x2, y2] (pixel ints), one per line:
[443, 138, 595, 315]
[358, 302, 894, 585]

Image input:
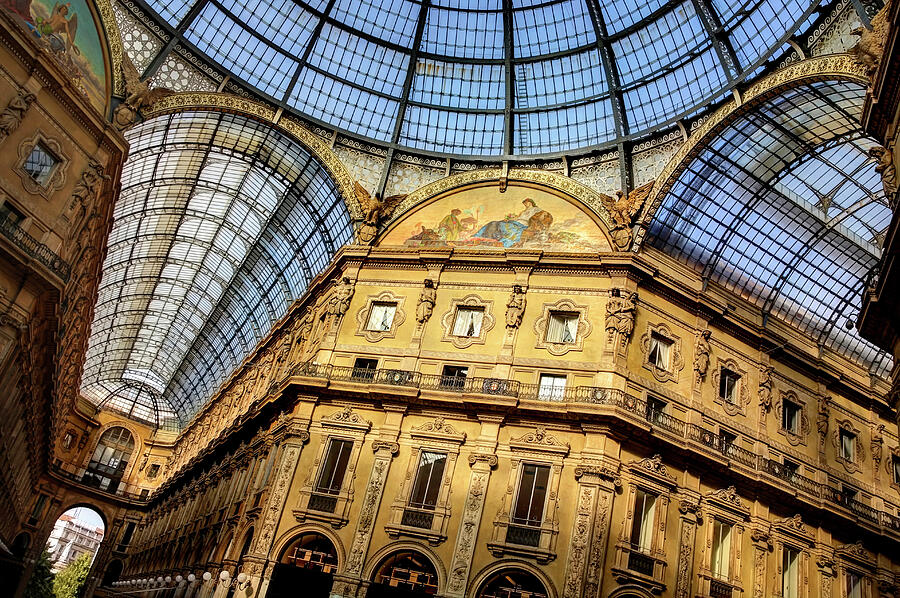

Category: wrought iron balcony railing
[0, 215, 71, 281]
[278, 361, 900, 537]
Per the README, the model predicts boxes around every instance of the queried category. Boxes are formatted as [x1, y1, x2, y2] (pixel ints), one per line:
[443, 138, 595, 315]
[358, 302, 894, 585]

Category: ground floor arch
[366, 549, 440, 598]
[267, 531, 339, 598]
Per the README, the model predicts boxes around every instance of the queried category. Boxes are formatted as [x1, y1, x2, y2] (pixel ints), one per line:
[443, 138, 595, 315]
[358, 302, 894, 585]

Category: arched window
[477, 569, 548, 598]
[269, 533, 338, 598]
[82, 427, 134, 493]
[368, 550, 438, 597]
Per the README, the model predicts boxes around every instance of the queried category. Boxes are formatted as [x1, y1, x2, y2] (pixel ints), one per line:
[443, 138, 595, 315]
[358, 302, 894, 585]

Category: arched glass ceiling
[81, 111, 353, 428]
[133, 0, 819, 156]
[646, 79, 893, 377]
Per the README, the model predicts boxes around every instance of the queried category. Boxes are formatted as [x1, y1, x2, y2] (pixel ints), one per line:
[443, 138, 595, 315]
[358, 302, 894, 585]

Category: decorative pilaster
[750, 524, 772, 598]
[343, 440, 400, 575]
[816, 551, 836, 598]
[445, 453, 498, 597]
[674, 493, 701, 598]
[253, 429, 310, 555]
[565, 465, 620, 598]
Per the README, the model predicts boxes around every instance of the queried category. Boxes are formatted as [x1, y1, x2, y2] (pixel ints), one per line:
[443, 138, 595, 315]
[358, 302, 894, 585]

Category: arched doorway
[367, 550, 438, 597]
[46, 506, 105, 573]
[268, 532, 339, 598]
[82, 426, 135, 493]
[476, 569, 549, 598]
[102, 558, 123, 586]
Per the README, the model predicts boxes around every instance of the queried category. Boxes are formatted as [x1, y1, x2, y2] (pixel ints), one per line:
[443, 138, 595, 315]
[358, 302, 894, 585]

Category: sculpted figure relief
[868, 146, 897, 205]
[849, 0, 892, 75]
[817, 398, 830, 441]
[871, 424, 884, 465]
[328, 276, 354, 320]
[598, 181, 654, 250]
[113, 54, 173, 130]
[758, 366, 774, 412]
[693, 329, 712, 382]
[416, 279, 437, 324]
[66, 160, 108, 239]
[505, 284, 526, 329]
[0, 89, 36, 141]
[605, 289, 637, 341]
[353, 182, 407, 245]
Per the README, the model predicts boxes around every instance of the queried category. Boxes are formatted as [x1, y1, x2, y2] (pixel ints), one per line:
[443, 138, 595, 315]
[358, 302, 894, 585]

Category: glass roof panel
[81, 111, 353, 428]
[133, 0, 818, 156]
[646, 80, 893, 378]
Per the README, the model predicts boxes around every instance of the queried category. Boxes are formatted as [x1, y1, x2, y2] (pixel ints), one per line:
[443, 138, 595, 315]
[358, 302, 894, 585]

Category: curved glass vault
[646, 79, 893, 377]
[132, 0, 820, 156]
[80, 111, 353, 428]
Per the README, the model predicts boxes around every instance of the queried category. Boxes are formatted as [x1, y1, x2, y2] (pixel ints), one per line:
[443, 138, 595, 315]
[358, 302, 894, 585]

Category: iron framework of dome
[130, 0, 822, 157]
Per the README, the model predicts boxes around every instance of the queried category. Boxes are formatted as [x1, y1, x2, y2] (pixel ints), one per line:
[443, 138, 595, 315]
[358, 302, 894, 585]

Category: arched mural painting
[380, 183, 612, 252]
[0, 0, 109, 112]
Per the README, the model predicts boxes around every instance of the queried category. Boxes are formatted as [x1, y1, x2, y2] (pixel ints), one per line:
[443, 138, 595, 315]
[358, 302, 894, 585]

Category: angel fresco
[35, 2, 78, 54]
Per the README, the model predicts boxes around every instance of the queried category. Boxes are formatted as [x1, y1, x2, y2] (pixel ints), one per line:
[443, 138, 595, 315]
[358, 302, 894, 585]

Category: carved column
[816, 551, 836, 598]
[248, 424, 310, 598]
[564, 465, 620, 598]
[750, 524, 772, 598]
[445, 453, 498, 597]
[674, 493, 701, 598]
[332, 440, 400, 597]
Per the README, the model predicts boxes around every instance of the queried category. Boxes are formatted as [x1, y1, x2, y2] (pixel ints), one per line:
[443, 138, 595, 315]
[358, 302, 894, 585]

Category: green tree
[52, 551, 93, 598]
[23, 549, 54, 598]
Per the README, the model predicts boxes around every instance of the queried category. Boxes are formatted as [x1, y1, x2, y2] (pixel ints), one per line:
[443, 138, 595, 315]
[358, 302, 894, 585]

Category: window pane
[452, 307, 484, 337]
[547, 312, 578, 343]
[783, 548, 798, 598]
[513, 463, 550, 526]
[712, 519, 731, 577]
[841, 430, 855, 460]
[631, 489, 657, 550]
[538, 374, 566, 400]
[316, 439, 352, 494]
[366, 303, 397, 331]
[409, 451, 447, 509]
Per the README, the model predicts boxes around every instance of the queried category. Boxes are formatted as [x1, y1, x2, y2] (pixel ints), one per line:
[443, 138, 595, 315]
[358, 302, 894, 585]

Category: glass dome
[133, 0, 819, 156]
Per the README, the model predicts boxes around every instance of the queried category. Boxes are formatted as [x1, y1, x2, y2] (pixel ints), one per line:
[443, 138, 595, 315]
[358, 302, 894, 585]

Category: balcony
[276, 362, 900, 542]
[307, 493, 338, 514]
[49, 460, 150, 504]
[0, 214, 71, 282]
[613, 543, 666, 592]
[506, 523, 542, 548]
[401, 507, 435, 530]
[709, 578, 734, 598]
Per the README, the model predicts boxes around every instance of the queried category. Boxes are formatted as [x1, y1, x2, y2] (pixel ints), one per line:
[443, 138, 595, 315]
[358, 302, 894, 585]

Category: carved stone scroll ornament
[563, 484, 596, 598]
[446, 464, 492, 596]
[253, 444, 301, 554]
[675, 515, 698, 598]
[505, 284, 526, 329]
[416, 279, 437, 324]
[0, 90, 36, 143]
[345, 455, 391, 575]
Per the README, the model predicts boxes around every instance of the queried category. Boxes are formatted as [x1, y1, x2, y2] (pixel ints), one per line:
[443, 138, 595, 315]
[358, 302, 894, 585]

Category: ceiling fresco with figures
[380, 184, 612, 251]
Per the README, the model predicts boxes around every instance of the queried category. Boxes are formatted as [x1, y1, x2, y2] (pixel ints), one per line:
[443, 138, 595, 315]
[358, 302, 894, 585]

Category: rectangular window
[782, 547, 799, 598]
[840, 429, 856, 461]
[408, 451, 447, 509]
[23, 143, 58, 185]
[841, 485, 858, 503]
[711, 519, 732, 578]
[719, 369, 740, 404]
[0, 202, 25, 225]
[783, 458, 800, 479]
[782, 399, 801, 434]
[538, 374, 567, 401]
[366, 302, 397, 332]
[646, 396, 667, 423]
[630, 488, 657, 551]
[315, 439, 353, 495]
[352, 357, 378, 380]
[546, 311, 579, 344]
[846, 571, 862, 598]
[893, 455, 900, 485]
[452, 306, 484, 337]
[512, 463, 550, 527]
[647, 333, 672, 370]
[441, 365, 468, 389]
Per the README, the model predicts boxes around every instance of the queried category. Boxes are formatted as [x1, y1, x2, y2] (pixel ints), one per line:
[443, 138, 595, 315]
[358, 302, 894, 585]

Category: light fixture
[165, 576, 172, 584]
[219, 570, 230, 583]
[202, 571, 212, 582]
[187, 573, 196, 583]
[175, 575, 184, 584]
